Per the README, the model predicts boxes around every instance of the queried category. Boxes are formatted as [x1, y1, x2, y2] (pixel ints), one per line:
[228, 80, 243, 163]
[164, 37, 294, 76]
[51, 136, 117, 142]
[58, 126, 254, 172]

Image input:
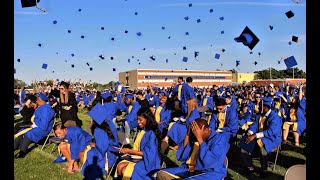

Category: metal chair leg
[50, 144, 57, 154]
[273, 145, 280, 171]
[41, 134, 51, 151]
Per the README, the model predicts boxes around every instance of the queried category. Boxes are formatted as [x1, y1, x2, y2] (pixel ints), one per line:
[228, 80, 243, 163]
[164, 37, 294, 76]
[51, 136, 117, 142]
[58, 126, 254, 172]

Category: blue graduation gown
[164, 131, 230, 180]
[125, 101, 141, 130]
[156, 105, 172, 132]
[81, 127, 119, 176]
[181, 84, 196, 114]
[103, 102, 118, 121]
[131, 130, 161, 180]
[167, 122, 187, 146]
[186, 108, 201, 127]
[149, 94, 160, 109]
[209, 107, 238, 140]
[25, 104, 54, 143]
[19, 90, 26, 104]
[284, 98, 306, 135]
[200, 96, 213, 110]
[248, 110, 282, 153]
[65, 126, 92, 160]
[172, 83, 184, 100]
[239, 111, 253, 127]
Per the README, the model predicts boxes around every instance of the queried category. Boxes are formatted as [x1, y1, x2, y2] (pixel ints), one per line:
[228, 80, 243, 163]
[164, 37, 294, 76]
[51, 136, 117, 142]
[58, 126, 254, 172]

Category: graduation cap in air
[197, 19, 201, 23]
[113, 68, 116, 71]
[184, 16, 189, 20]
[182, 57, 188, 62]
[142, 48, 146, 50]
[90, 67, 93, 71]
[81, 35, 85, 39]
[65, 60, 68, 62]
[188, 3, 192, 7]
[165, 77, 168, 81]
[269, 25, 273, 30]
[86, 62, 90, 66]
[221, 49, 225, 52]
[14, 68, 16, 74]
[150, 56, 156, 61]
[278, 60, 281, 64]
[17, 59, 21, 62]
[221, 31, 224, 34]
[219, 17, 224, 20]
[71, 53, 75, 57]
[285, 10, 294, 18]
[194, 51, 199, 60]
[71, 64, 74, 68]
[88, 103, 108, 125]
[185, 32, 189, 35]
[258, 52, 261, 56]
[183, 46, 187, 50]
[67, 30, 71, 33]
[235, 60, 240, 67]
[42, 63, 48, 69]
[284, 56, 297, 69]
[78, 8, 82, 12]
[166, 59, 168, 63]
[139, 62, 141, 65]
[136, 32, 142, 36]
[161, 26, 165, 30]
[135, 12, 138, 15]
[249, 51, 253, 54]
[101, 27, 104, 30]
[209, 9, 213, 13]
[111, 37, 115, 41]
[38, 43, 42, 47]
[292, 35, 298, 43]
[234, 26, 260, 50]
[215, 53, 220, 59]
[288, 41, 292, 45]
[124, 30, 128, 33]
[168, 36, 171, 39]
[254, 61, 258, 65]
[132, 56, 134, 58]
[53, 20, 57, 24]
[99, 55, 105, 60]
[21, 0, 40, 8]
[110, 56, 114, 60]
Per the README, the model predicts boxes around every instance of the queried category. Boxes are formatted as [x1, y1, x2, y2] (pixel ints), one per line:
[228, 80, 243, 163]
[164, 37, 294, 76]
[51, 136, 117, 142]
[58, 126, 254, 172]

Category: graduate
[14, 93, 55, 158]
[282, 84, 306, 147]
[154, 95, 172, 133]
[209, 98, 238, 142]
[14, 95, 37, 134]
[116, 107, 161, 180]
[171, 76, 184, 102]
[157, 118, 230, 180]
[199, 89, 213, 118]
[80, 103, 119, 179]
[54, 123, 92, 174]
[180, 77, 196, 114]
[240, 97, 282, 178]
[115, 94, 141, 145]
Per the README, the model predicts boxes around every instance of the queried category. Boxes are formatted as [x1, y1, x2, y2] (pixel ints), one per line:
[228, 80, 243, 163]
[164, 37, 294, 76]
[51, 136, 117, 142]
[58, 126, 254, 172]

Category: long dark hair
[137, 107, 161, 152]
[91, 120, 115, 140]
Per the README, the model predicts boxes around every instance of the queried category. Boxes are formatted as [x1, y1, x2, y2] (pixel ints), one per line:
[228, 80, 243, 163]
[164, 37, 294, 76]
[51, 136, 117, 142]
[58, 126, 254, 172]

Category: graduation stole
[258, 116, 267, 132]
[14, 115, 35, 139]
[290, 109, 297, 122]
[217, 111, 226, 129]
[155, 106, 163, 123]
[275, 102, 281, 110]
[186, 142, 200, 172]
[178, 84, 182, 99]
[289, 96, 294, 103]
[203, 97, 208, 106]
[128, 105, 133, 114]
[133, 130, 145, 151]
[254, 104, 260, 113]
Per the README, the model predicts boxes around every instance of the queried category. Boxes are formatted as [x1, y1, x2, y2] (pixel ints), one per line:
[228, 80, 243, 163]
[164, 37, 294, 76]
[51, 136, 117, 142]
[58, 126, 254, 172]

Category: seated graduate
[282, 84, 306, 147]
[154, 95, 172, 133]
[157, 118, 230, 180]
[14, 93, 55, 158]
[240, 97, 282, 178]
[54, 123, 92, 174]
[116, 107, 161, 180]
[14, 95, 37, 134]
[80, 103, 119, 179]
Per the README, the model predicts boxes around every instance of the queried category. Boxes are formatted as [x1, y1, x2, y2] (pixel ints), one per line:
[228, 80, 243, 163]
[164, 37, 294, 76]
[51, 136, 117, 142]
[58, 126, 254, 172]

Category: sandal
[295, 142, 300, 147]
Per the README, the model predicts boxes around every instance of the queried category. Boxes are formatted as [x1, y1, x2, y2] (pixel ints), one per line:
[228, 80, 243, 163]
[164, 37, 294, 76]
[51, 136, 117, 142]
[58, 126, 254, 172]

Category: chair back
[117, 131, 126, 145]
[284, 164, 306, 180]
[64, 120, 77, 127]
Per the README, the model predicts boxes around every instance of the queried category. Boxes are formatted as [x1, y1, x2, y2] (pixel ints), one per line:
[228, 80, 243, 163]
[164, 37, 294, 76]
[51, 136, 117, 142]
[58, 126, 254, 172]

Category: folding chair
[284, 164, 306, 180]
[40, 114, 58, 152]
[117, 131, 126, 147]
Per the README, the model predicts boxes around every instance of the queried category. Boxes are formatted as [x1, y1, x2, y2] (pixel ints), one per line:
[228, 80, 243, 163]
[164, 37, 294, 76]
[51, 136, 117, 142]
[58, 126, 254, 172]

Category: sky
[14, 0, 306, 85]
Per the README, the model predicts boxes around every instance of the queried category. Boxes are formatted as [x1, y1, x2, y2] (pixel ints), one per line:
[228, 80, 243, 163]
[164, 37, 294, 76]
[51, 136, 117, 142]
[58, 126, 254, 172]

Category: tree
[254, 68, 306, 79]
[14, 78, 27, 88]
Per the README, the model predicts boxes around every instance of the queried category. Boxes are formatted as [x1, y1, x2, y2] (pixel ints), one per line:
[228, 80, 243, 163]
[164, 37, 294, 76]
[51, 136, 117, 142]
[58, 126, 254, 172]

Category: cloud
[161, 1, 305, 7]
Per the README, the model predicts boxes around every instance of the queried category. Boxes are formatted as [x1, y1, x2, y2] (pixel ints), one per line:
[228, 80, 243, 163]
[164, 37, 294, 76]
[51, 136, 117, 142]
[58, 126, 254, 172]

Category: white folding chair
[284, 164, 306, 180]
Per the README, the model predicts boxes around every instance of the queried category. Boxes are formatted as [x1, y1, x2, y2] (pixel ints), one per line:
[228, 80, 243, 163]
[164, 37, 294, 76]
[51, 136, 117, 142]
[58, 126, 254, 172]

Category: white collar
[264, 109, 272, 117]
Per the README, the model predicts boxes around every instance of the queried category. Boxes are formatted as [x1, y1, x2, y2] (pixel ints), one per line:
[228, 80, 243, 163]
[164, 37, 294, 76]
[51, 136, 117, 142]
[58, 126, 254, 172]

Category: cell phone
[113, 146, 121, 151]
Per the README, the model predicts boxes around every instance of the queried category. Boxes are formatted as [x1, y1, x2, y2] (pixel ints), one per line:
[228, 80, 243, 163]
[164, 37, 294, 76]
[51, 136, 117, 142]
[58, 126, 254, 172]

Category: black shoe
[242, 167, 255, 175]
[260, 171, 268, 179]
[14, 151, 27, 159]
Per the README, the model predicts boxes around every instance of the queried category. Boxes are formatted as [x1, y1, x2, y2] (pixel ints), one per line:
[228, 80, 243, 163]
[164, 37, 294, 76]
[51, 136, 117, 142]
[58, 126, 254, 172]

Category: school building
[232, 72, 256, 84]
[119, 69, 232, 89]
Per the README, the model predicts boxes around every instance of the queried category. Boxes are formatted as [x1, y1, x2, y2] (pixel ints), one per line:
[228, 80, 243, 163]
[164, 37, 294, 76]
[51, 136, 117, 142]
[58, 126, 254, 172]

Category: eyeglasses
[255, 96, 261, 98]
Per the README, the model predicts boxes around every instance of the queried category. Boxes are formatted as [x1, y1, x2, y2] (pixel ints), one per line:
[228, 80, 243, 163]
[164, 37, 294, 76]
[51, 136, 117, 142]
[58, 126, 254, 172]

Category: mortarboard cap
[90, 67, 93, 71]
[188, 3, 192, 7]
[71, 64, 74, 68]
[14, 68, 16, 74]
[258, 52, 261, 56]
[234, 26, 260, 50]
[101, 27, 104, 30]
[150, 56, 156, 61]
[161, 26, 165, 30]
[110, 57, 114, 60]
[182, 57, 188, 62]
[138, 62, 141, 65]
[71, 53, 75, 57]
[262, 97, 272, 107]
[284, 56, 297, 69]
[111, 37, 115, 41]
[39, 93, 49, 101]
[42, 63, 48, 69]
[254, 61, 258, 65]
[278, 60, 281, 64]
[38, 43, 42, 47]
[219, 17, 224, 20]
[68, 30, 71, 33]
[60, 81, 70, 89]
[292, 36, 298, 43]
[221, 49, 225, 52]
[21, 0, 40, 8]
[78, 8, 82, 12]
[142, 48, 146, 50]
[285, 10, 294, 18]
[194, 51, 199, 60]
[86, 62, 90, 66]
[288, 41, 292, 45]
[81, 35, 85, 39]
[184, 16, 189, 20]
[269, 25, 273, 30]
[221, 30, 224, 34]
[132, 56, 134, 58]
[125, 94, 134, 99]
[99, 55, 105, 60]
[215, 53, 220, 59]
[236, 60, 240, 67]
[134, 12, 138, 15]
[166, 59, 168, 63]
[209, 9, 213, 13]
[53, 20, 57, 24]
[168, 36, 171, 39]
[185, 32, 189, 35]
[197, 19, 201, 23]
[88, 103, 108, 125]
[128, 59, 130, 63]
[136, 32, 142, 36]
[27, 94, 37, 103]
[113, 68, 116, 71]
[17, 59, 21, 62]
[183, 46, 187, 50]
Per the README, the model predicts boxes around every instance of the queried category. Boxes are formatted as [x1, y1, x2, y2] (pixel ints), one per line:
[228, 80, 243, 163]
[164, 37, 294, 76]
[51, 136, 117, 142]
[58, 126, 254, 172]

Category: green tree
[14, 78, 27, 88]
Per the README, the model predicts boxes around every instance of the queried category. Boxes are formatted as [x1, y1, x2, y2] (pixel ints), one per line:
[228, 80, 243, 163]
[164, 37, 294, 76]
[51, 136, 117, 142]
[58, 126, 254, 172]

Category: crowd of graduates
[13, 76, 306, 179]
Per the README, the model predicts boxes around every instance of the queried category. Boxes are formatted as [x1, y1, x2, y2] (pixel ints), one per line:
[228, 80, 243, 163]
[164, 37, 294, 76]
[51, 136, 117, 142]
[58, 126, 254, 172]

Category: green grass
[14, 111, 306, 180]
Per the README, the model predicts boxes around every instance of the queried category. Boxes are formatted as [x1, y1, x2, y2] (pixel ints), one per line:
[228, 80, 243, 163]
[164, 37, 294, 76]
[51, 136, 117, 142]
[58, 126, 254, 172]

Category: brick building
[119, 69, 232, 89]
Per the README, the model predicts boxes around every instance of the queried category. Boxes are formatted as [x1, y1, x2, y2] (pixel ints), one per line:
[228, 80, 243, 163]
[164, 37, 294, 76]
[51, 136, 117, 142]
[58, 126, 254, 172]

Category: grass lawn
[14, 110, 306, 180]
